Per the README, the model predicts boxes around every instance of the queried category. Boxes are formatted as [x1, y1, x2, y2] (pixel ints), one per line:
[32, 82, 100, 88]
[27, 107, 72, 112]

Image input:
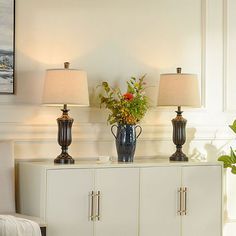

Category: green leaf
[231, 166, 236, 174]
[127, 83, 134, 93]
[218, 155, 231, 162]
[218, 155, 233, 168]
[229, 120, 236, 134]
[217, 120, 236, 174]
[230, 147, 236, 163]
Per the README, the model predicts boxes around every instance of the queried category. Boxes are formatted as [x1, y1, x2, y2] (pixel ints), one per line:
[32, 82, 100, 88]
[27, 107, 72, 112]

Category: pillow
[0, 141, 15, 213]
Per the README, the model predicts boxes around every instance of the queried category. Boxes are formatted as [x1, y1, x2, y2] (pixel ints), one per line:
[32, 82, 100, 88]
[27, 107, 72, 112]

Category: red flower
[123, 93, 134, 101]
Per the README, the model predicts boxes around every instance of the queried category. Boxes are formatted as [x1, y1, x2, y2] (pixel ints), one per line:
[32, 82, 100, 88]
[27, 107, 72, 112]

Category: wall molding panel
[0, 104, 231, 161]
[0, 122, 232, 142]
[223, 0, 236, 112]
[201, 0, 207, 107]
[223, 0, 228, 112]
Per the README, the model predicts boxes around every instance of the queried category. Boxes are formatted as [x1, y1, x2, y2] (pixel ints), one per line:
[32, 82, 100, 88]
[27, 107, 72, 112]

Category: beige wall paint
[1, 0, 236, 234]
[2, 0, 228, 150]
[2, 0, 231, 160]
[10, 0, 202, 105]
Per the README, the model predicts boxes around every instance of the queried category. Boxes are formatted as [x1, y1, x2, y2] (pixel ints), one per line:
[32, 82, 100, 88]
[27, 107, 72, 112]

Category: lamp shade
[42, 69, 89, 106]
[157, 73, 200, 107]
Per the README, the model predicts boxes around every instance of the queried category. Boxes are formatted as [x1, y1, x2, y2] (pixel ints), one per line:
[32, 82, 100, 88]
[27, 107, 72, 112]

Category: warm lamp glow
[42, 62, 89, 164]
[42, 68, 89, 106]
[158, 73, 200, 107]
[157, 68, 200, 162]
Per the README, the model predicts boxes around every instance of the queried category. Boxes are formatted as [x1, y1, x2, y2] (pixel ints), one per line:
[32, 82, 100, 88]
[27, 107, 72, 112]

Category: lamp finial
[176, 67, 182, 74]
[64, 62, 70, 69]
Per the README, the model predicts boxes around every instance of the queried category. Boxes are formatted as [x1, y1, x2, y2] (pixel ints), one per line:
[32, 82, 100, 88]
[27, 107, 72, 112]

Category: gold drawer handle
[89, 191, 95, 221]
[96, 191, 101, 221]
[178, 187, 183, 215]
[177, 187, 187, 216]
[182, 187, 187, 215]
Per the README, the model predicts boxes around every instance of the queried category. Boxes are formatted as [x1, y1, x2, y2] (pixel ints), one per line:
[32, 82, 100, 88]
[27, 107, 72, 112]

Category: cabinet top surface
[19, 157, 222, 169]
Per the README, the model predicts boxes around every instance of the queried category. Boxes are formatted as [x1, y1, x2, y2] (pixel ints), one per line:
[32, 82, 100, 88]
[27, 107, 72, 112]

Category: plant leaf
[218, 155, 233, 168]
[229, 120, 236, 134]
[230, 147, 236, 163]
[231, 166, 236, 174]
[98, 75, 149, 125]
[218, 155, 232, 162]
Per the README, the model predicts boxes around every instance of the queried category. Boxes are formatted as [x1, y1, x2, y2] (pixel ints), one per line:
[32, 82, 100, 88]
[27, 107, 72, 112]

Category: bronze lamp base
[170, 148, 188, 162]
[54, 104, 75, 164]
[170, 106, 188, 162]
[54, 153, 75, 164]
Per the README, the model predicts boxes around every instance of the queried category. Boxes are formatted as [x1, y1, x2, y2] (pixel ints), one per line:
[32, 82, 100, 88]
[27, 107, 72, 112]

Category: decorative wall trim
[201, 0, 207, 108]
[0, 122, 232, 142]
[223, 0, 228, 111]
[222, 0, 236, 112]
[157, 0, 206, 108]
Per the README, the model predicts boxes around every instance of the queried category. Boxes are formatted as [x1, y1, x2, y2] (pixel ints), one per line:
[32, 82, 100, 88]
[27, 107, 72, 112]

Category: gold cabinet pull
[96, 191, 101, 221]
[89, 191, 95, 221]
[177, 187, 183, 215]
[182, 187, 187, 215]
[177, 187, 187, 216]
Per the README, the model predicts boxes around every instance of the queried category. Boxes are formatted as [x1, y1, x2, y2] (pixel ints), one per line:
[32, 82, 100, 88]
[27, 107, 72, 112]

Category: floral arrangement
[99, 75, 149, 125]
[218, 120, 236, 174]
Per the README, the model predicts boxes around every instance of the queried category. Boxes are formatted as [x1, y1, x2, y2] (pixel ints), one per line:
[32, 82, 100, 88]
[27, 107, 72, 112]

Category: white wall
[1, 0, 236, 234]
[6, 0, 233, 159]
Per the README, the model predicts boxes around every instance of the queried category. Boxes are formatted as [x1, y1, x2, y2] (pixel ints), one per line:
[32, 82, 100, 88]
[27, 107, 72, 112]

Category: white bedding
[0, 215, 41, 236]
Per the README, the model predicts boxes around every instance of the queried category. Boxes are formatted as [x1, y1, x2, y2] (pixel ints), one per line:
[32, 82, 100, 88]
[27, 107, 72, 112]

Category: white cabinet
[94, 168, 139, 236]
[46, 169, 94, 236]
[140, 165, 222, 236]
[181, 166, 222, 236]
[18, 164, 139, 236]
[18, 161, 222, 236]
[139, 167, 182, 236]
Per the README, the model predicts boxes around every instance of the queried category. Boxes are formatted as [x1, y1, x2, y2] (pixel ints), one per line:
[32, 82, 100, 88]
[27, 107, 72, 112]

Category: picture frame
[0, 0, 15, 94]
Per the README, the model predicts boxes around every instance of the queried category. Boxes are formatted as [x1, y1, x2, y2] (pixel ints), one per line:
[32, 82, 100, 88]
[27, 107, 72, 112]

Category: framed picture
[0, 0, 15, 94]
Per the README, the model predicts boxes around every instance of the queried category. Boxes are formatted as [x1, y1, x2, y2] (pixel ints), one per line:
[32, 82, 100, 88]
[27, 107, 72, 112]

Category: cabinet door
[46, 169, 94, 236]
[94, 168, 139, 236]
[140, 167, 181, 236]
[182, 166, 222, 236]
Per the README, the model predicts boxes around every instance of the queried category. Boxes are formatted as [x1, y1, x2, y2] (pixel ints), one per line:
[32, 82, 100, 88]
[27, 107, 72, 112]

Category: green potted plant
[99, 75, 149, 162]
[218, 120, 236, 173]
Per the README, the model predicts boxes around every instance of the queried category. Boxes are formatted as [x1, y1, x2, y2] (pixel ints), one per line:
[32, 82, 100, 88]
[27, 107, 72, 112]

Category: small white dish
[96, 156, 111, 164]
